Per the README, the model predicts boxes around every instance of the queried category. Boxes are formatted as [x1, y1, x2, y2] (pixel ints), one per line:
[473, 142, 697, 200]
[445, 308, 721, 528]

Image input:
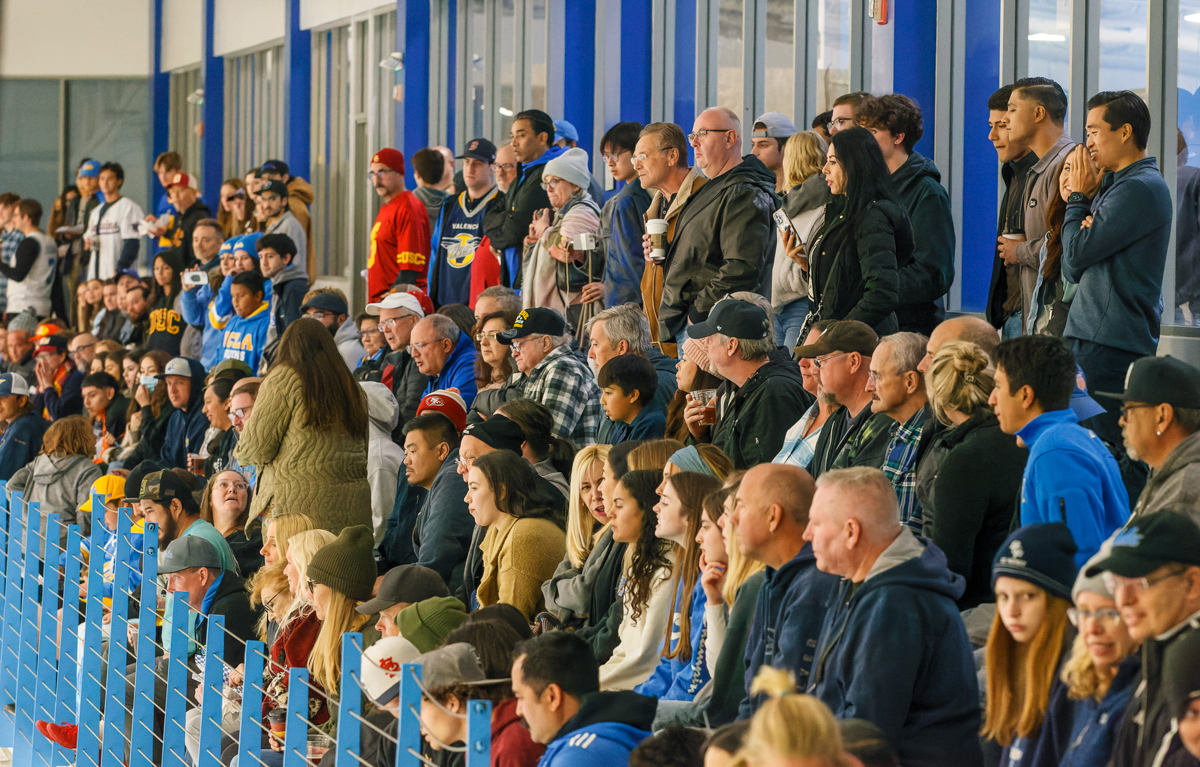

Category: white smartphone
[182, 271, 208, 286]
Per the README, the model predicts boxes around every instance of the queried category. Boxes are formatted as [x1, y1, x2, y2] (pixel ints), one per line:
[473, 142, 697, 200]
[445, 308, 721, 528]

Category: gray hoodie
[362, 382, 405, 545]
[9, 454, 103, 552]
[335, 317, 366, 371]
[1132, 430, 1200, 528]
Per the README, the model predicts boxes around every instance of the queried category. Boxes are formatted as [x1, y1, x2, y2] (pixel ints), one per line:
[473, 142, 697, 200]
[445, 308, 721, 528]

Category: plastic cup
[307, 733, 332, 759]
[693, 388, 718, 426]
[646, 219, 668, 260]
[1001, 232, 1023, 240]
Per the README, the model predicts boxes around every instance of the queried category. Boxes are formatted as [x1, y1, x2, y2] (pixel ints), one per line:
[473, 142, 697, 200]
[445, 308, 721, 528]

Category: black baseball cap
[686, 299, 771, 341]
[1095, 355, 1200, 409]
[1084, 511, 1200, 578]
[260, 160, 290, 177]
[259, 179, 289, 198]
[357, 565, 450, 614]
[497, 308, 565, 344]
[793, 320, 879, 358]
[302, 292, 349, 316]
[459, 138, 498, 164]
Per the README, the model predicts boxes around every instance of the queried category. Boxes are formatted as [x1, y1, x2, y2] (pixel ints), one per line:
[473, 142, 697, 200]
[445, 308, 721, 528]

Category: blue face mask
[140, 375, 158, 392]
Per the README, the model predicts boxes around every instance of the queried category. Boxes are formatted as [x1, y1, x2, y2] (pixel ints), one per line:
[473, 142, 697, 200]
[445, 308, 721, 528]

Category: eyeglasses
[407, 341, 439, 355]
[540, 178, 565, 191]
[631, 152, 656, 165]
[232, 406, 253, 420]
[215, 478, 248, 492]
[490, 163, 517, 173]
[813, 351, 847, 369]
[831, 116, 857, 131]
[305, 311, 331, 321]
[367, 169, 397, 180]
[455, 455, 475, 469]
[475, 330, 505, 343]
[687, 128, 734, 143]
[1102, 567, 1187, 596]
[602, 150, 630, 163]
[1067, 607, 1122, 628]
[69, 342, 95, 355]
[510, 335, 544, 352]
[379, 315, 414, 330]
[1119, 403, 1157, 417]
[360, 328, 382, 338]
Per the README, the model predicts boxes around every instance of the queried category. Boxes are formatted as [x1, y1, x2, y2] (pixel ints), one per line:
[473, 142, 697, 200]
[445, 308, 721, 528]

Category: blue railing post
[14, 502, 46, 767]
[0, 490, 25, 747]
[283, 667, 312, 767]
[396, 663, 423, 767]
[31, 514, 63, 767]
[236, 640, 266, 767]
[52, 524, 83, 767]
[75, 495, 108, 767]
[101, 508, 135, 767]
[335, 633, 363, 767]
[465, 699, 492, 767]
[162, 590, 193, 767]
[128, 521, 159, 767]
[196, 613, 226, 767]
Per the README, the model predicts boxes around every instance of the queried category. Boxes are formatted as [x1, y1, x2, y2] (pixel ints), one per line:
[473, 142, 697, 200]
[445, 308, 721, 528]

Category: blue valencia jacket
[635, 580, 710, 701]
[738, 543, 840, 718]
[539, 690, 654, 767]
[422, 331, 478, 408]
[0, 412, 48, 481]
[180, 282, 228, 370]
[221, 301, 271, 373]
[808, 534, 983, 767]
[1016, 409, 1129, 567]
[1062, 157, 1172, 356]
[160, 358, 210, 469]
[600, 177, 653, 307]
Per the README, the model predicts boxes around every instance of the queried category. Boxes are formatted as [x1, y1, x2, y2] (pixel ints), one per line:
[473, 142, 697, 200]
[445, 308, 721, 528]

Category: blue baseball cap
[1071, 365, 1107, 422]
[0, 373, 31, 397]
[78, 160, 101, 178]
[554, 120, 579, 143]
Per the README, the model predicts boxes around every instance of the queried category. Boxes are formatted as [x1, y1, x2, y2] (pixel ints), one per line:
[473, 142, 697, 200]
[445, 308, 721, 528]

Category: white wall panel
[215, 0, 286, 56]
[300, 0, 392, 30]
[0, 0, 151, 76]
[162, 0, 204, 71]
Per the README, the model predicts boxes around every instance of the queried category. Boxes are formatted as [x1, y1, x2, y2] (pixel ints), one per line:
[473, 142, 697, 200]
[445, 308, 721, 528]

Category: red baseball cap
[406, 288, 435, 318]
[417, 389, 468, 433]
[167, 173, 199, 190]
[372, 148, 406, 176]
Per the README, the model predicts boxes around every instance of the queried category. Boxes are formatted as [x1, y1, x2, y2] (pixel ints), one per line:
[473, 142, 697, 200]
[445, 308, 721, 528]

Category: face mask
[140, 375, 158, 392]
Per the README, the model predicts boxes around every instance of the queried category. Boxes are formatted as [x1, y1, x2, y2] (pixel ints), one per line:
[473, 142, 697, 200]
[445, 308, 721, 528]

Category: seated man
[81, 372, 129, 463]
[586, 304, 676, 444]
[411, 314, 478, 407]
[0, 372, 48, 480]
[31, 335, 83, 420]
[805, 467, 983, 767]
[357, 564, 450, 638]
[159, 358, 211, 470]
[404, 412, 475, 592]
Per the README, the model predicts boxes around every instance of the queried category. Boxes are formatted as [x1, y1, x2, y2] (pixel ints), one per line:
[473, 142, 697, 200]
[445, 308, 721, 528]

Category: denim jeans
[774, 298, 811, 350]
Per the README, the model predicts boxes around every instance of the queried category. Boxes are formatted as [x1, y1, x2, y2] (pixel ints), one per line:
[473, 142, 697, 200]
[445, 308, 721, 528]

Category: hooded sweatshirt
[711, 350, 814, 470]
[8, 453, 102, 552]
[422, 330, 478, 408]
[490, 697, 546, 766]
[412, 447, 476, 593]
[221, 299, 271, 372]
[1131, 430, 1200, 527]
[335, 317, 366, 372]
[0, 411, 48, 481]
[267, 262, 309, 341]
[180, 280, 231, 370]
[890, 151, 956, 335]
[808, 531, 983, 767]
[160, 357, 211, 469]
[539, 690, 655, 767]
[362, 382, 404, 545]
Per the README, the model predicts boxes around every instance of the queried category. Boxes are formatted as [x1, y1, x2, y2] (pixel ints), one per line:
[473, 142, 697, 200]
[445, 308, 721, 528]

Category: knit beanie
[306, 525, 376, 602]
[7, 310, 38, 336]
[1071, 543, 1115, 603]
[682, 337, 719, 377]
[543, 148, 593, 193]
[992, 523, 1079, 602]
[418, 389, 468, 433]
[397, 596, 468, 653]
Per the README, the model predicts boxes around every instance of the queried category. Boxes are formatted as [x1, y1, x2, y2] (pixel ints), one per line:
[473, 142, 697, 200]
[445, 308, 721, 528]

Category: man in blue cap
[56, 159, 103, 321]
[0, 372, 46, 479]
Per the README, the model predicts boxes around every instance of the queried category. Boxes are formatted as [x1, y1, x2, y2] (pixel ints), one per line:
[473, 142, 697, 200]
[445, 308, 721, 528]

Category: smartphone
[773, 209, 801, 244]
[182, 271, 208, 286]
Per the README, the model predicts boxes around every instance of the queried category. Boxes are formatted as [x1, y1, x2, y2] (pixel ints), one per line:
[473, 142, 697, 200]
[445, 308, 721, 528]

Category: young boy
[221, 270, 270, 372]
[598, 354, 664, 443]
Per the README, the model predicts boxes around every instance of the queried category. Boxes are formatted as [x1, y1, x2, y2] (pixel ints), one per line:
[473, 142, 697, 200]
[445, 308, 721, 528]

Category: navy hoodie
[160, 358, 211, 469]
[738, 542, 839, 718]
[0, 411, 48, 481]
[539, 690, 654, 767]
[808, 532, 983, 767]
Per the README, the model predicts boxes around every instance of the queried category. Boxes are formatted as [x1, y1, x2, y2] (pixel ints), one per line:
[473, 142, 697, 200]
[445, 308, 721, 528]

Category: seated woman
[666, 338, 724, 444]
[599, 469, 676, 690]
[199, 376, 240, 476]
[540, 444, 611, 629]
[660, 444, 733, 489]
[627, 438, 685, 473]
[467, 310, 521, 425]
[742, 667, 853, 767]
[983, 523, 1078, 767]
[10, 415, 102, 553]
[495, 397, 576, 499]
[116, 349, 175, 469]
[464, 451, 566, 619]
[199, 470, 263, 577]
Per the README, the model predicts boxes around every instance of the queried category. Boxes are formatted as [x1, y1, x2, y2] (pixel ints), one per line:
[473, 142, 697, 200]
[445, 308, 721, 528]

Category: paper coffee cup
[646, 219, 668, 260]
[1001, 232, 1023, 240]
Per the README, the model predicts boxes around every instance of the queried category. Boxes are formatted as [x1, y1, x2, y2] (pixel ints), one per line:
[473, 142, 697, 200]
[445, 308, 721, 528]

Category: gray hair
[879, 332, 928, 374]
[423, 313, 461, 345]
[478, 286, 521, 315]
[586, 304, 651, 356]
[815, 467, 900, 527]
[720, 291, 777, 361]
[1176, 407, 1200, 435]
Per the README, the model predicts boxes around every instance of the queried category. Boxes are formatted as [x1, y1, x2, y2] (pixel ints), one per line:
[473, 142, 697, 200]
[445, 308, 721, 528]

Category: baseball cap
[417, 643, 507, 690]
[1084, 511, 1200, 578]
[124, 461, 163, 508]
[158, 357, 192, 379]
[167, 173, 199, 191]
[79, 474, 127, 513]
[459, 138, 498, 164]
[1096, 355, 1200, 410]
[32, 321, 66, 342]
[1070, 365, 1107, 422]
[0, 373, 30, 397]
[260, 160, 290, 177]
[361, 636, 423, 705]
[158, 536, 223, 575]
[753, 112, 799, 139]
[258, 179, 289, 198]
[497, 308, 566, 344]
[34, 336, 68, 357]
[460, 413, 526, 453]
[372, 148, 406, 176]
[365, 291, 426, 318]
[553, 120, 579, 143]
[78, 160, 102, 178]
[417, 389, 468, 433]
[138, 469, 195, 504]
[793, 320, 879, 358]
[357, 565, 451, 615]
[301, 293, 349, 316]
[686, 299, 771, 341]
[207, 359, 253, 385]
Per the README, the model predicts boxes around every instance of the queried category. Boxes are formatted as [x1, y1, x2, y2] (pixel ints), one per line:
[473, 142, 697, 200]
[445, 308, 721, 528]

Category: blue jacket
[180, 282, 229, 370]
[1062, 157, 1172, 355]
[412, 448, 476, 593]
[160, 358, 210, 469]
[212, 270, 273, 320]
[808, 535, 983, 767]
[422, 331, 478, 408]
[595, 349, 677, 445]
[607, 403, 666, 444]
[0, 412, 48, 481]
[600, 177, 653, 307]
[33, 366, 83, 420]
[635, 580, 710, 701]
[539, 690, 654, 767]
[1016, 409, 1130, 567]
[221, 300, 271, 372]
[738, 543, 840, 718]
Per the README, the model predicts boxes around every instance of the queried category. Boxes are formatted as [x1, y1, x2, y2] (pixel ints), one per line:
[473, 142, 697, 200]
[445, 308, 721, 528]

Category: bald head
[918, 316, 999, 373]
[733, 463, 816, 569]
[745, 463, 816, 526]
[692, 108, 744, 177]
[804, 468, 903, 581]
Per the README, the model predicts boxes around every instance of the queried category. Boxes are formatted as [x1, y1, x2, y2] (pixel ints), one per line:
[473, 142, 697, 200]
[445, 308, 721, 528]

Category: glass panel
[764, 0, 795, 119]
[1098, 0, 1148, 97]
[1177, 1, 1200, 325]
[498, 0, 517, 137]
[717, 0, 744, 120]
[66, 79, 152, 213]
[169, 68, 203, 176]
[817, 0, 850, 113]
[1026, 0, 1070, 109]
[0, 79, 60, 217]
[469, 0, 486, 140]
[530, 0, 548, 111]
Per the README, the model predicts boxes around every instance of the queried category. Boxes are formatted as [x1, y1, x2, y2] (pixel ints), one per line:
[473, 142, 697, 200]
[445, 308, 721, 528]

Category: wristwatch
[1067, 192, 1090, 204]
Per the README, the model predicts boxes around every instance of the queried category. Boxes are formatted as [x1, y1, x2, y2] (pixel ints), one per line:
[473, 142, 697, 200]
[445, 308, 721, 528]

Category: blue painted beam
[961, 0, 1001, 311]
[150, 0, 170, 207]
[891, 0, 938, 158]
[285, 0, 312, 181]
[620, 0, 653, 123]
[403, 0, 432, 189]
[564, 0, 596, 155]
[674, 0, 696, 162]
[202, 0, 226, 208]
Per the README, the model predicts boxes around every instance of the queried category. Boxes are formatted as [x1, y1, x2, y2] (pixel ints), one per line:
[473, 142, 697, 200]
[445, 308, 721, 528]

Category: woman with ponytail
[742, 667, 853, 767]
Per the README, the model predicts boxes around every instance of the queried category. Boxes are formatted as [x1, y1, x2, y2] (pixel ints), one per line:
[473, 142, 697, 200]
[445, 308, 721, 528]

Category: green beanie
[306, 525, 376, 602]
[397, 596, 468, 653]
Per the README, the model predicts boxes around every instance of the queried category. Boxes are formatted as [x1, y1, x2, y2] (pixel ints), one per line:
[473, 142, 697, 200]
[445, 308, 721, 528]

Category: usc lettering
[149, 308, 181, 334]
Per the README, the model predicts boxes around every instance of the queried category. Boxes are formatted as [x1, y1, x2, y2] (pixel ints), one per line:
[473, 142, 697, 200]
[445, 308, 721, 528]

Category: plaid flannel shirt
[881, 408, 927, 532]
[518, 343, 601, 447]
[0, 228, 21, 314]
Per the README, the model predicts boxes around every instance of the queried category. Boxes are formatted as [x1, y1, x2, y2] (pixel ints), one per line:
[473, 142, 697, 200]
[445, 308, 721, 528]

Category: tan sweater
[477, 513, 566, 620]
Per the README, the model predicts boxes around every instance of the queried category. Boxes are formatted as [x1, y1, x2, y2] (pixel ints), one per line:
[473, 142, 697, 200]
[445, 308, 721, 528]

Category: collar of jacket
[1015, 407, 1079, 449]
[646, 167, 707, 222]
[1100, 156, 1161, 195]
[1156, 607, 1200, 642]
[1031, 133, 1076, 174]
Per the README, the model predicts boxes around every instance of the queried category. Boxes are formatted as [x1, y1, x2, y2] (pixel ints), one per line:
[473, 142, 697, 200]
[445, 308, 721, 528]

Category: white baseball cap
[361, 636, 423, 705]
[0, 373, 30, 397]
[366, 292, 426, 318]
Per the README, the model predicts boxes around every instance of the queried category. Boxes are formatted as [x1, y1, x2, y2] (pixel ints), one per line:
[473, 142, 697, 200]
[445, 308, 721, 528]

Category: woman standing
[233, 318, 372, 532]
[199, 470, 263, 577]
[218, 178, 255, 237]
[772, 132, 830, 349]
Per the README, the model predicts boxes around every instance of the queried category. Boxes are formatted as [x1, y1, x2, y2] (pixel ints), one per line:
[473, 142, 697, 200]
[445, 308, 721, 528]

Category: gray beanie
[1072, 543, 1115, 603]
[7, 310, 37, 335]
[543, 148, 593, 194]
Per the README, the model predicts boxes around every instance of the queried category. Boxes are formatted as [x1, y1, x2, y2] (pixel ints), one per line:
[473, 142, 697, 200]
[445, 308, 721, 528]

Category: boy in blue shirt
[598, 354, 665, 444]
[221, 271, 270, 372]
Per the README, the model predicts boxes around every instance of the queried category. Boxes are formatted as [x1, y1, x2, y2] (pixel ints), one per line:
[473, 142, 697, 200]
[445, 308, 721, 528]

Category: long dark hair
[473, 310, 517, 387]
[127, 348, 172, 420]
[472, 450, 559, 522]
[666, 368, 723, 443]
[828, 127, 899, 228]
[619, 469, 674, 623]
[496, 397, 576, 476]
[270, 317, 368, 435]
[152, 252, 183, 304]
[1041, 159, 1068, 280]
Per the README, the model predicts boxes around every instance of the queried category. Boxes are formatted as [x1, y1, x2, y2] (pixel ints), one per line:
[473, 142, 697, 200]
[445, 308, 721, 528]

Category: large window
[224, 46, 286, 180]
[311, 25, 352, 280]
[465, 0, 487, 140]
[717, 0, 745, 119]
[169, 67, 203, 176]
[1027, 0, 1070, 90]
[497, 0, 518, 137]
[764, 0, 796, 119]
[1099, 0, 1148, 96]
[530, 0, 548, 111]
[817, 0, 850, 112]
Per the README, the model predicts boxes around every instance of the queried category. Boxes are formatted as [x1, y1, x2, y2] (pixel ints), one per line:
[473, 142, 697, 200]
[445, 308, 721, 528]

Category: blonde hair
[567, 445, 611, 569]
[744, 667, 852, 767]
[308, 589, 371, 693]
[702, 485, 764, 606]
[248, 564, 292, 641]
[627, 438, 685, 472]
[270, 513, 315, 563]
[783, 131, 828, 189]
[280, 529, 335, 627]
[982, 593, 1071, 745]
[928, 341, 996, 426]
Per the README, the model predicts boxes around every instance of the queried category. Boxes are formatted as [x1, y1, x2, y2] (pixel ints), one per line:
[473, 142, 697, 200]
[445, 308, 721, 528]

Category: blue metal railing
[0, 484, 492, 767]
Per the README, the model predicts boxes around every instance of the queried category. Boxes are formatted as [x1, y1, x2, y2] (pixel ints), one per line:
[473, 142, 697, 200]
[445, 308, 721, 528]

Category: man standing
[750, 112, 798, 193]
[144, 151, 184, 256]
[429, 139, 502, 308]
[165, 173, 213, 268]
[404, 413, 475, 592]
[258, 159, 315, 278]
[597, 122, 652, 308]
[658, 108, 777, 346]
[301, 289, 361, 369]
[1063, 91, 1173, 448]
[804, 467, 983, 767]
[0, 192, 22, 317]
[255, 181, 307, 268]
[256, 233, 308, 340]
[58, 160, 102, 321]
[368, 149, 432, 300]
[84, 162, 145, 280]
[829, 92, 871, 134]
[2, 200, 56, 319]
[411, 148, 452, 230]
[0, 373, 47, 480]
[857, 95, 956, 335]
[492, 145, 520, 195]
[985, 85, 1038, 334]
[410, 314, 477, 407]
[158, 357, 210, 470]
[586, 304, 677, 444]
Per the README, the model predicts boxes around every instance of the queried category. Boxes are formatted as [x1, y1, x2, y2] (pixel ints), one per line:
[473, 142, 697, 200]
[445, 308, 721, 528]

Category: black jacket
[176, 200, 214, 267]
[712, 350, 813, 470]
[486, 159, 553, 258]
[572, 529, 629, 664]
[658, 155, 779, 339]
[891, 152, 955, 335]
[380, 349, 428, 441]
[197, 570, 260, 668]
[807, 197, 912, 336]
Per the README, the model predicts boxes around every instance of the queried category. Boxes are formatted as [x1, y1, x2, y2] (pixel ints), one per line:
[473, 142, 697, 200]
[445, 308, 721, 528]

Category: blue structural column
[149, 0, 170, 206]
[201, 0, 225, 208]
[891, 0, 938, 158]
[564, 0, 597, 155]
[399, 0, 431, 190]
[620, 0, 653, 123]
[285, 0, 312, 181]
[674, 0, 697, 135]
[961, 0, 1001, 311]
